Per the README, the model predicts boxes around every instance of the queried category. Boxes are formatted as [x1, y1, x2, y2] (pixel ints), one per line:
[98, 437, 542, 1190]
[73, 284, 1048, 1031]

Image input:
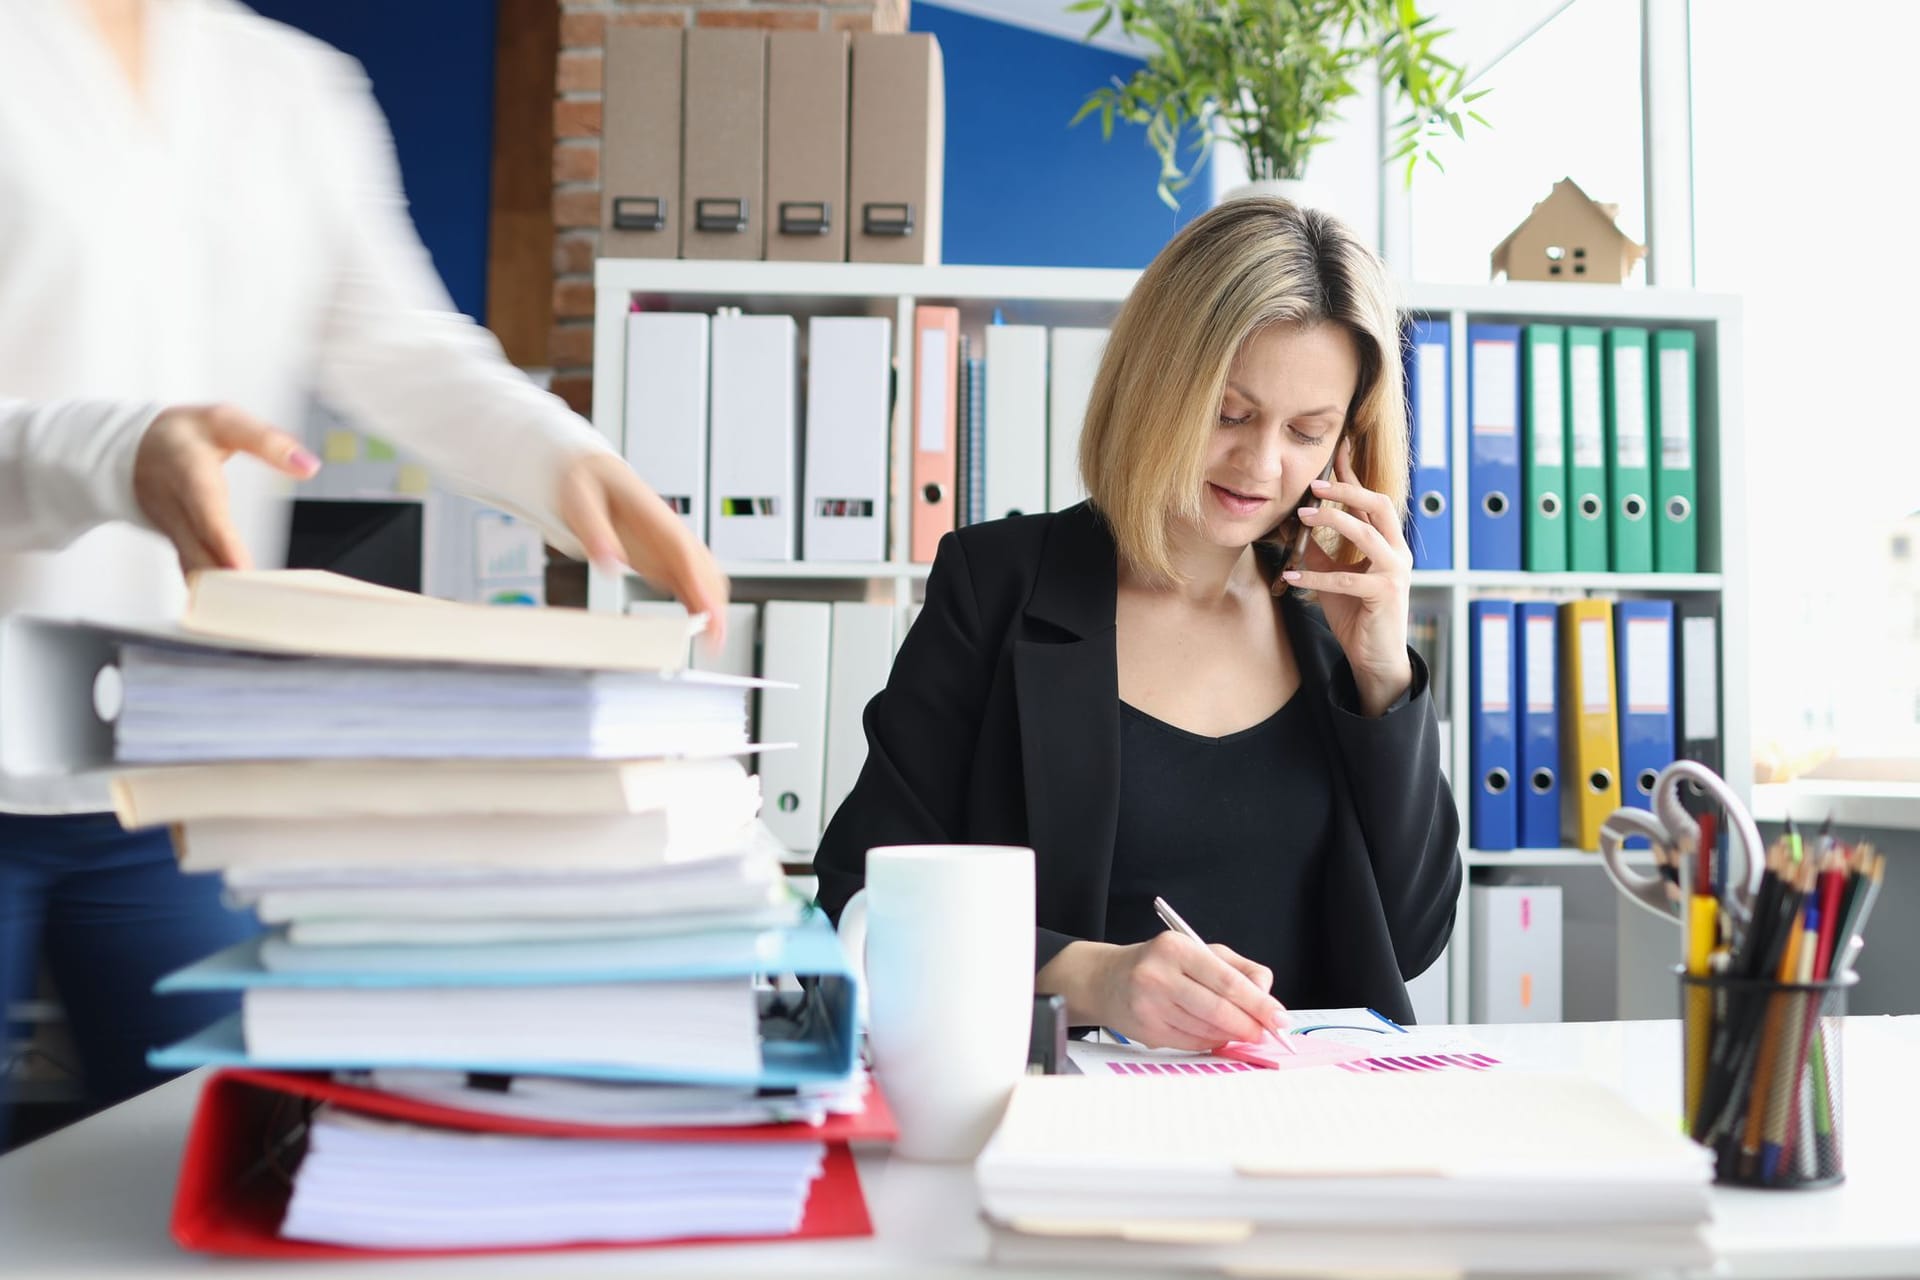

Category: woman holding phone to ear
[815, 198, 1460, 1047]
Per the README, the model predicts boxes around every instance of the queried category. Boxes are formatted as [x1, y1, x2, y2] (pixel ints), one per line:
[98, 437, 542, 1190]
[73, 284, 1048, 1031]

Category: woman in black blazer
[815, 198, 1461, 1044]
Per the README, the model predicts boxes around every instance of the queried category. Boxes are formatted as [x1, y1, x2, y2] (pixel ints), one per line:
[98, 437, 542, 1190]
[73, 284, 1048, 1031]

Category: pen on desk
[1151, 895, 1293, 1051]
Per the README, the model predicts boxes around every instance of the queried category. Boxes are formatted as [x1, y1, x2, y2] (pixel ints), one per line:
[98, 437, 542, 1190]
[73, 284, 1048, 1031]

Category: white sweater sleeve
[304, 52, 610, 560]
[0, 396, 161, 551]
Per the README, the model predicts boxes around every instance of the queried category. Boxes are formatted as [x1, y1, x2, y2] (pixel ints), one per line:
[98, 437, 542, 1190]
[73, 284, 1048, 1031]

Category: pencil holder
[1679, 968, 1856, 1189]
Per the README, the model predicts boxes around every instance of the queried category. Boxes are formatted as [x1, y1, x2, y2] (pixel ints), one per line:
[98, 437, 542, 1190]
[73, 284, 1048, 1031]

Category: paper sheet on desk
[1067, 1011, 1502, 1076]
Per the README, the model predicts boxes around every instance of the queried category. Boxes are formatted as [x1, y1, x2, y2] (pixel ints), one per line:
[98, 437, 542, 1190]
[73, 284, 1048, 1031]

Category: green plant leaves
[1070, 0, 1489, 197]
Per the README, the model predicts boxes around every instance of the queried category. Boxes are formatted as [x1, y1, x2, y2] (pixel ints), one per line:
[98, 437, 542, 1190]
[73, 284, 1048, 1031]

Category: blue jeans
[1, 812, 260, 1140]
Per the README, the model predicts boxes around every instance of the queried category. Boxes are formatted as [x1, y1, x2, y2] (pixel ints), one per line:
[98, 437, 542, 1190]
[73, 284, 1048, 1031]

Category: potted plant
[1070, 0, 1486, 210]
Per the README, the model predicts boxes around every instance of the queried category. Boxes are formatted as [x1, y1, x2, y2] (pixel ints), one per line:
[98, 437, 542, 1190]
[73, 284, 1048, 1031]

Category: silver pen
[1151, 896, 1294, 1051]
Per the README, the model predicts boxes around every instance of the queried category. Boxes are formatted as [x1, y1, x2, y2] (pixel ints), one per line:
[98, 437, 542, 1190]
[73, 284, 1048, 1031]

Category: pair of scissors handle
[1599, 807, 1681, 922]
[1599, 760, 1762, 929]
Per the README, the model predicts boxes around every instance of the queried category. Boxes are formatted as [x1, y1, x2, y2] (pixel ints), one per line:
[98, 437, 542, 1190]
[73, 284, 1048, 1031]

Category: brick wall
[547, 0, 909, 417]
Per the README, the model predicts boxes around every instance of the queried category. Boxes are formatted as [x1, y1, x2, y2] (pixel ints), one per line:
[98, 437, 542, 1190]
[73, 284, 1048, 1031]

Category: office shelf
[1464, 848, 1655, 869]
[716, 562, 930, 581]
[1424, 571, 1724, 592]
[588, 263, 1746, 1024]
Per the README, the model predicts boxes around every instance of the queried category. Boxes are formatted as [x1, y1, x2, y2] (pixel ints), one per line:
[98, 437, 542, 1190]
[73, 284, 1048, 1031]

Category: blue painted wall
[909, 2, 1210, 268]
[246, 0, 498, 321]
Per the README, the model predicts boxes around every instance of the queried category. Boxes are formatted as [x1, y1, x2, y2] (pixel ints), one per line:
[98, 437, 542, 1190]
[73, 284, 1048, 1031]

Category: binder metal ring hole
[922, 482, 945, 504]
[1483, 492, 1509, 518]
[1623, 494, 1647, 520]
[1588, 768, 1613, 795]
[1484, 768, 1511, 795]
[776, 792, 800, 813]
[1539, 493, 1561, 518]
[1580, 495, 1603, 519]
[1637, 768, 1659, 797]
[1530, 768, 1555, 795]
[92, 663, 124, 724]
[1667, 495, 1691, 521]
[1420, 490, 1446, 517]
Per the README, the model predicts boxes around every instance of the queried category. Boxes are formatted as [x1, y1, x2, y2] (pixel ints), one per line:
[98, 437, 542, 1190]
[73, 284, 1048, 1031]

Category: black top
[812, 502, 1462, 1024]
[1107, 696, 1332, 999]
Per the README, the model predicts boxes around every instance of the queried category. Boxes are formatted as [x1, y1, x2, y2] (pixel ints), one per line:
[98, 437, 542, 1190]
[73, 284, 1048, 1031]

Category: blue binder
[1514, 601, 1561, 849]
[1405, 317, 1453, 570]
[147, 910, 860, 1089]
[1468, 599, 1518, 851]
[1614, 599, 1677, 816]
[1467, 324, 1523, 570]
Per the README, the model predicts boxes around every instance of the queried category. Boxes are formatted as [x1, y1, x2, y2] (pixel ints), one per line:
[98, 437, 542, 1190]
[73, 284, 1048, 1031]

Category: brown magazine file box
[847, 33, 944, 265]
[600, 27, 683, 259]
[682, 28, 766, 261]
[766, 32, 850, 263]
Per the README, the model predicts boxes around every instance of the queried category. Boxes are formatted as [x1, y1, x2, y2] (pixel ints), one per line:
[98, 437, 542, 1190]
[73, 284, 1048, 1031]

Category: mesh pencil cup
[1680, 968, 1855, 1189]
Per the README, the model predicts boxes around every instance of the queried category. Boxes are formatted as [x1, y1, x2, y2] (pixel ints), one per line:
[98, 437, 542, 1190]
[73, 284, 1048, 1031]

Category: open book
[178, 570, 703, 672]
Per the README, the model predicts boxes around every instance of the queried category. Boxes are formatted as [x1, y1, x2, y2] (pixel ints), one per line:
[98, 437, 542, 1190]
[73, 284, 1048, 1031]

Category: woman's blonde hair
[1079, 197, 1409, 585]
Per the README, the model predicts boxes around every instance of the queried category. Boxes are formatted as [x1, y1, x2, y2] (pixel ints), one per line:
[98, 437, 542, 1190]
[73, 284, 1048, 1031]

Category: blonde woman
[815, 199, 1460, 1045]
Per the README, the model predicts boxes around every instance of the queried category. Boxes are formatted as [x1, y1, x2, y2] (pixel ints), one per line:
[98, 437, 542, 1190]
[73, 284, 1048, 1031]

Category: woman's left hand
[1280, 438, 1414, 717]
[557, 450, 732, 648]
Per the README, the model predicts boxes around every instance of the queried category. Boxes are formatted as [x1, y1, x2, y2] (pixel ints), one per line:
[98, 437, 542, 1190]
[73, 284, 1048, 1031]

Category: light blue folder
[146, 911, 859, 1089]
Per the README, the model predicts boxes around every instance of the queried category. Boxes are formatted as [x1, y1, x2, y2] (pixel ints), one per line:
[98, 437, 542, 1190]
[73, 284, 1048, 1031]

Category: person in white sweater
[0, 0, 727, 1131]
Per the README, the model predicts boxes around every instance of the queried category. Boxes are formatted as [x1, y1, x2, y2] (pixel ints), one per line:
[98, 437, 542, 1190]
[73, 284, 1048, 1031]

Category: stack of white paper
[282, 1108, 824, 1250]
[978, 1070, 1713, 1274]
[114, 645, 759, 762]
[127, 570, 864, 1254]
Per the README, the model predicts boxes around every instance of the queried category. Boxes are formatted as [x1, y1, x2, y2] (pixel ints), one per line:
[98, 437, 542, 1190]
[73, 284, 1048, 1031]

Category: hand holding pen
[1153, 896, 1295, 1054]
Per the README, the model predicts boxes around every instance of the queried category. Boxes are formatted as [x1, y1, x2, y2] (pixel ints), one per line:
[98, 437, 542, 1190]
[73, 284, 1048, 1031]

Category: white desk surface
[3, 1018, 1918, 1279]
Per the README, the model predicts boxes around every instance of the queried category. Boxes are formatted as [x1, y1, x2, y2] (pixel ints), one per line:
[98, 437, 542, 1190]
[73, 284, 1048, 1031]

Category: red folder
[171, 1068, 893, 1259]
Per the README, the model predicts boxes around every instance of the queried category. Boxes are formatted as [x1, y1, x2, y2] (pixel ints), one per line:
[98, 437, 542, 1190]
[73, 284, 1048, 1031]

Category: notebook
[177, 569, 702, 672]
[232, 854, 787, 925]
[283, 1107, 826, 1249]
[978, 1070, 1712, 1228]
[113, 755, 762, 829]
[112, 644, 764, 763]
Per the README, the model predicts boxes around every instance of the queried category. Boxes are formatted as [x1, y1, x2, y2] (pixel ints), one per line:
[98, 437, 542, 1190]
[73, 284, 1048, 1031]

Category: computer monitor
[286, 498, 424, 593]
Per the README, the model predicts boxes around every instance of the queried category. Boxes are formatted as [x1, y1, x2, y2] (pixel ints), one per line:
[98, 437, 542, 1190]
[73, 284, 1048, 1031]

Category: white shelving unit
[591, 260, 1746, 1023]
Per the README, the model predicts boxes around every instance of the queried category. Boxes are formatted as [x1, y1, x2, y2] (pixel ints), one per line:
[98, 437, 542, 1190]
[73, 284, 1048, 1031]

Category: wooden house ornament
[1491, 178, 1646, 284]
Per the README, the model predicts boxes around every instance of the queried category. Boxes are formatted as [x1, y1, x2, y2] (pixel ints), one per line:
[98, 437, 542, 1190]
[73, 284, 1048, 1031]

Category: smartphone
[1282, 454, 1340, 573]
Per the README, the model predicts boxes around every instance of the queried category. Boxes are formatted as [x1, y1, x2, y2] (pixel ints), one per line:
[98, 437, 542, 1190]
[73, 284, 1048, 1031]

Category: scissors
[1598, 759, 1763, 934]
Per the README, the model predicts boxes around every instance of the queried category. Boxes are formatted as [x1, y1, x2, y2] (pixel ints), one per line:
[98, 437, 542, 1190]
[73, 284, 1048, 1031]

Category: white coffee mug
[836, 844, 1034, 1163]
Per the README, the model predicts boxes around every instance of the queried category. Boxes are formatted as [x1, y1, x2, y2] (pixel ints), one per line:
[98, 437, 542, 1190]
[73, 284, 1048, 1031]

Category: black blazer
[813, 502, 1462, 1024]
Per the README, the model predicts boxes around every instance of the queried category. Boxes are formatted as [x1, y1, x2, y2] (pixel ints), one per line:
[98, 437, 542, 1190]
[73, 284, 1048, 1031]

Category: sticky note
[322, 430, 359, 464]
[363, 436, 396, 462]
[396, 464, 431, 495]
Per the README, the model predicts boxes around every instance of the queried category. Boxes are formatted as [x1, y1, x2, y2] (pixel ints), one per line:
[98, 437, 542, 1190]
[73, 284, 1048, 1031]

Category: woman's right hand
[1037, 935, 1287, 1051]
[133, 404, 321, 574]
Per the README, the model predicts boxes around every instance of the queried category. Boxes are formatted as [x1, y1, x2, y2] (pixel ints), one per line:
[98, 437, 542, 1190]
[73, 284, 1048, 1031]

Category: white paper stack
[114, 644, 758, 762]
[978, 1070, 1713, 1274]
[281, 1108, 824, 1250]
[122, 570, 861, 1254]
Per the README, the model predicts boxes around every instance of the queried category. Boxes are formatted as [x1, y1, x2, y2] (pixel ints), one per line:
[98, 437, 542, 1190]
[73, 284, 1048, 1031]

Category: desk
[3, 1019, 1918, 1279]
